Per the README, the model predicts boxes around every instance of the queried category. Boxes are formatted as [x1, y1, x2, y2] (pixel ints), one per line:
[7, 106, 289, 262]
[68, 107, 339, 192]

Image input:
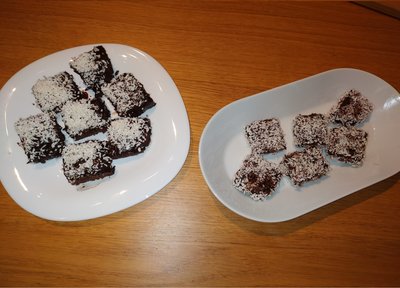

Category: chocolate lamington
[327, 126, 368, 166]
[69, 45, 114, 93]
[293, 113, 328, 147]
[107, 117, 152, 159]
[60, 98, 110, 140]
[14, 113, 65, 163]
[62, 140, 115, 185]
[233, 154, 282, 200]
[329, 89, 373, 126]
[101, 73, 156, 117]
[280, 146, 329, 186]
[32, 72, 82, 113]
[245, 118, 286, 154]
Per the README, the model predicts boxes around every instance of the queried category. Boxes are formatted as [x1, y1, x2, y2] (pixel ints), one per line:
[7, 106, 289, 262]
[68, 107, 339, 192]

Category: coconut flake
[14, 113, 64, 162]
[60, 99, 108, 138]
[108, 117, 151, 156]
[233, 154, 282, 200]
[101, 73, 155, 117]
[280, 146, 329, 186]
[32, 72, 81, 112]
[245, 118, 286, 154]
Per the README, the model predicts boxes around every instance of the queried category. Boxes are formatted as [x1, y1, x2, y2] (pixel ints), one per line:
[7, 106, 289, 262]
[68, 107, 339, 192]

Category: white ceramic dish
[199, 68, 400, 223]
[0, 44, 190, 221]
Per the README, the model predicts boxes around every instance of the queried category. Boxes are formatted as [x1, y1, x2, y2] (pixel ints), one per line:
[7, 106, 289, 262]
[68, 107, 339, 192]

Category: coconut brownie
[233, 154, 282, 200]
[245, 118, 286, 154]
[14, 113, 65, 163]
[280, 146, 329, 186]
[293, 113, 328, 147]
[32, 72, 83, 113]
[327, 126, 368, 166]
[101, 73, 156, 117]
[107, 117, 152, 159]
[69, 45, 114, 94]
[60, 98, 110, 140]
[62, 140, 115, 185]
[329, 89, 373, 126]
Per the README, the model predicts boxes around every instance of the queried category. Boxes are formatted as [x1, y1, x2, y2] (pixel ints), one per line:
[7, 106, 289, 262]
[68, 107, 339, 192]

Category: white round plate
[0, 44, 190, 221]
[199, 68, 400, 222]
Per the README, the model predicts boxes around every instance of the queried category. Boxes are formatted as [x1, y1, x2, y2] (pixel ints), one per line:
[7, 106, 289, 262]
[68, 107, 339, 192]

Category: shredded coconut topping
[14, 113, 64, 162]
[61, 99, 109, 139]
[69, 46, 113, 91]
[32, 72, 81, 112]
[329, 89, 373, 126]
[108, 117, 151, 156]
[245, 118, 286, 154]
[62, 140, 114, 184]
[327, 126, 368, 166]
[233, 154, 282, 200]
[101, 73, 155, 117]
[280, 146, 329, 186]
[293, 113, 328, 146]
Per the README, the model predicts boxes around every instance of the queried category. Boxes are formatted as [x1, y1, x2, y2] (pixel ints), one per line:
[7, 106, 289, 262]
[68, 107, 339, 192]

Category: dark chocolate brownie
[327, 126, 368, 166]
[32, 72, 83, 113]
[60, 98, 110, 140]
[107, 117, 152, 159]
[69, 45, 114, 94]
[14, 113, 65, 163]
[280, 146, 329, 186]
[245, 118, 286, 154]
[62, 140, 115, 185]
[233, 154, 282, 200]
[329, 89, 373, 126]
[101, 73, 156, 117]
[293, 113, 328, 147]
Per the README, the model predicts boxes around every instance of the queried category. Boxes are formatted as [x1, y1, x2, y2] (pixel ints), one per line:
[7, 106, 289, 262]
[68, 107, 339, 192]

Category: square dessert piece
[233, 154, 282, 200]
[32, 72, 83, 113]
[327, 126, 368, 166]
[293, 113, 328, 147]
[329, 89, 373, 126]
[60, 98, 110, 140]
[14, 113, 65, 163]
[69, 45, 114, 94]
[101, 73, 156, 117]
[62, 140, 115, 185]
[280, 146, 329, 186]
[107, 117, 152, 159]
[245, 118, 286, 154]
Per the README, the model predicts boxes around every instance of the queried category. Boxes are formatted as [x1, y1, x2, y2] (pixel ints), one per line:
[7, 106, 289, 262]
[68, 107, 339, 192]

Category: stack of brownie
[14, 46, 156, 186]
[233, 89, 373, 200]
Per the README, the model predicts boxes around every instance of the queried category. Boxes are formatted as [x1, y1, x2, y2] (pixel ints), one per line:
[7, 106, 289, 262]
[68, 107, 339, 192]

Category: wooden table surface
[0, 1, 399, 286]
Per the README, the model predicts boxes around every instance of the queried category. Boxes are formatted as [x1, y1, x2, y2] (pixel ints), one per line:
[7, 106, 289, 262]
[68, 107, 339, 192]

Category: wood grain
[0, 1, 399, 286]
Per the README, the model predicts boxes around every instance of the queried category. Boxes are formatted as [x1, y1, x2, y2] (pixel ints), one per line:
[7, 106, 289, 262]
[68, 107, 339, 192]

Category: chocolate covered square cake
[293, 113, 328, 147]
[32, 71, 82, 113]
[14, 113, 65, 163]
[69, 45, 114, 94]
[233, 154, 282, 200]
[62, 140, 115, 185]
[101, 73, 156, 117]
[245, 118, 286, 154]
[327, 126, 368, 166]
[280, 146, 329, 186]
[107, 117, 152, 159]
[329, 89, 373, 126]
[60, 98, 110, 140]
